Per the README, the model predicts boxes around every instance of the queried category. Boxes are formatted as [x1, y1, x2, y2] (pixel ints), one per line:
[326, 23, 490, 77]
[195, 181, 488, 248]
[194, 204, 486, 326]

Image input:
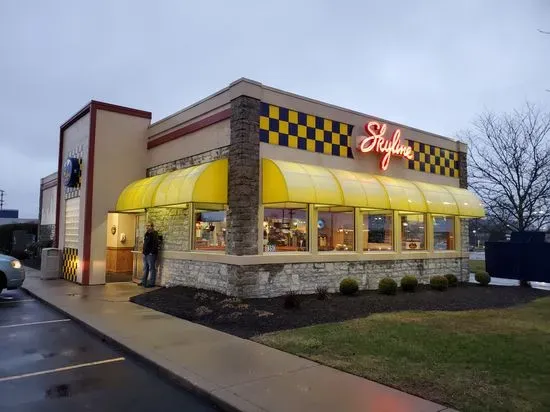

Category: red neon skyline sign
[356, 121, 414, 171]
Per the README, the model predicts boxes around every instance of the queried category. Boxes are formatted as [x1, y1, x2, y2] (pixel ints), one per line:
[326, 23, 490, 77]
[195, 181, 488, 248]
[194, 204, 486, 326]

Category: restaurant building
[42, 78, 484, 296]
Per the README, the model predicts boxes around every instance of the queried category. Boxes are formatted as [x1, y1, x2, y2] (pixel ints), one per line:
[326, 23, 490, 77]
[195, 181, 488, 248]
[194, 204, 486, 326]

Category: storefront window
[363, 212, 393, 251]
[401, 214, 425, 250]
[433, 216, 455, 250]
[194, 209, 226, 251]
[318, 208, 354, 251]
[263, 207, 308, 252]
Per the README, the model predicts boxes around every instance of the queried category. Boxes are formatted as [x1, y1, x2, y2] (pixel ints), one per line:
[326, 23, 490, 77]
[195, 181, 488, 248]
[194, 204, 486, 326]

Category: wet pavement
[0, 289, 219, 412]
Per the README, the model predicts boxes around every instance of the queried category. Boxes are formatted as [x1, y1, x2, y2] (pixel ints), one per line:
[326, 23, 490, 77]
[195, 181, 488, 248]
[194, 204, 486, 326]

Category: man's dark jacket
[143, 230, 159, 255]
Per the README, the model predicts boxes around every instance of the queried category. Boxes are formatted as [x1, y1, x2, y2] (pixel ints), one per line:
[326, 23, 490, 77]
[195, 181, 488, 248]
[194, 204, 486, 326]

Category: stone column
[226, 96, 260, 255]
[459, 218, 470, 281]
[458, 151, 468, 189]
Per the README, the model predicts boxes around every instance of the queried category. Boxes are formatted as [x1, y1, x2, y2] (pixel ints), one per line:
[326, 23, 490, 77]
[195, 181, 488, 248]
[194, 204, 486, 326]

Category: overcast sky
[0, 0, 549, 218]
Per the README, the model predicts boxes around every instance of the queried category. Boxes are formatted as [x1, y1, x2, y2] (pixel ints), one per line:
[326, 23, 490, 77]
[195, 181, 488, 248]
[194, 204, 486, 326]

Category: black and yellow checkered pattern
[407, 140, 460, 178]
[62, 247, 78, 282]
[259, 103, 354, 158]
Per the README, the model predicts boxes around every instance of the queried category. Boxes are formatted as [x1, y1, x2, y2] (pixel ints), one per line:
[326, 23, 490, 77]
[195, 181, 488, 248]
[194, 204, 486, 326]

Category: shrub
[316, 285, 329, 300]
[283, 290, 301, 309]
[444, 274, 458, 287]
[378, 277, 398, 295]
[430, 275, 449, 291]
[475, 271, 491, 286]
[339, 277, 359, 296]
[400, 275, 418, 292]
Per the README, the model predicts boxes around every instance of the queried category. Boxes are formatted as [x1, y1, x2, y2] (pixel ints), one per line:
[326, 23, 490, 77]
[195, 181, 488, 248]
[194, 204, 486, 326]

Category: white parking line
[0, 299, 35, 304]
[0, 319, 71, 329]
[0, 357, 126, 383]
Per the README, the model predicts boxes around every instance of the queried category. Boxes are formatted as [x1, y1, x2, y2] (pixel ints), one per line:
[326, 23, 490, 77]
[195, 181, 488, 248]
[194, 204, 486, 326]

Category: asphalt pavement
[0, 289, 219, 412]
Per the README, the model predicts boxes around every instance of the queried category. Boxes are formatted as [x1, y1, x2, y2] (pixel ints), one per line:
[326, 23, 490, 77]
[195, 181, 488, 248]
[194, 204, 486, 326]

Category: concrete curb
[22, 286, 243, 412]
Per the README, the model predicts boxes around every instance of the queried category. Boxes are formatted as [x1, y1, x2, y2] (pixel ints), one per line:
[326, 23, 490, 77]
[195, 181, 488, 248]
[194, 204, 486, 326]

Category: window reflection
[318, 208, 354, 251]
[194, 210, 226, 251]
[401, 214, 425, 250]
[363, 213, 393, 251]
[433, 216, 455, 250]
[263, 207, 308, 252]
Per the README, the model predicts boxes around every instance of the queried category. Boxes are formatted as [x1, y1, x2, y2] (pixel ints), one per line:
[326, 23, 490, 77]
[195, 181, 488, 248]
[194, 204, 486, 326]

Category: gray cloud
[0, 0, 548, 217]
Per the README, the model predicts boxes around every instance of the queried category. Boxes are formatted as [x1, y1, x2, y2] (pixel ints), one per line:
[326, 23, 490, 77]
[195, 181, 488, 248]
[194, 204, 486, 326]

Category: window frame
[317, 206, 356, 252]
[361, 209, 394, 252]
[192, 203, 227, 252]
[262, 204, 309, 253]
[399, 212, 427, 251]
[432, 214, 456, 251]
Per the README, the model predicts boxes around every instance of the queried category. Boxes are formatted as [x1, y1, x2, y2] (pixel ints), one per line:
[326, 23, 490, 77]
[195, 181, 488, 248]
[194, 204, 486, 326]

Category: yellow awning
[262, 158, 484, 217]
[443, 186, 485, 218]
[116, 159, 228, 212]
[115, 174, 168, 212]
[262, 159, 343, 205]
[153, 159, 227, 206]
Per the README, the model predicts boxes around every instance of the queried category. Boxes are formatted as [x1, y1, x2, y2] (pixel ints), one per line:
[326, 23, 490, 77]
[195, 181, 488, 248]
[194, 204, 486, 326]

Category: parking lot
[0, 289, 219, 412]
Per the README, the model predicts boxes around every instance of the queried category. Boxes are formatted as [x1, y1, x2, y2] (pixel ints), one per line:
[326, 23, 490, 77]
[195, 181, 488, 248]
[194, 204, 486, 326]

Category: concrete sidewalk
[21, 267, 455, 412]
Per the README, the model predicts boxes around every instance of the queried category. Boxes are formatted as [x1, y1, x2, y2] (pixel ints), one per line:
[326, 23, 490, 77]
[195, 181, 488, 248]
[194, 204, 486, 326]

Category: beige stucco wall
[89, 110, 150, 284]
[40, 186, 57, 225]
[147, 88, 231, 138]
[145, 78, 461, 187]
[106, 213, 136, 249]
[257, 85, 462, 188]
[58, 112, 90, 283]
[259, 85, 462, 152]
[147, 119, 230, 169]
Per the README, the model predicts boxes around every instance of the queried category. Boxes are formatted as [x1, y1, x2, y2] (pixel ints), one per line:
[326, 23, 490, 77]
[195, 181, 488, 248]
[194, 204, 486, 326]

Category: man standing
[140, 222, 159, 288]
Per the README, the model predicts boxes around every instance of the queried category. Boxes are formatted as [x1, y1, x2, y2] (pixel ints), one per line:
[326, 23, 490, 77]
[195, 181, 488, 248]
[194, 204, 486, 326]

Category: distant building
[38, 172, 58, 242]
[0, 209, 38, 226]
[0, 209, 19, 218]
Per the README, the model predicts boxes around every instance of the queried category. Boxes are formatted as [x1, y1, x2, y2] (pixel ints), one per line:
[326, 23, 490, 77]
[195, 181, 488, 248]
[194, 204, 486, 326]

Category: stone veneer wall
[39, 224, 55, 242]
[146, 208, 190, 252]
[160, 256, 469, 298]
[147, 146, 230, 177]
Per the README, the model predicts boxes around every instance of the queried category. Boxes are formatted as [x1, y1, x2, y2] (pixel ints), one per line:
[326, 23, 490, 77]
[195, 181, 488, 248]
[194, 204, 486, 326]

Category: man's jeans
[142, 253, 157, 287]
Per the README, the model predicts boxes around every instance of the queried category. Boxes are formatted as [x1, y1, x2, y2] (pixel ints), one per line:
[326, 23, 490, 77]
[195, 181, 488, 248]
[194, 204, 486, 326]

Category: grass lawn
[254, 297, 550, 412]
[469, 259, 486, 274]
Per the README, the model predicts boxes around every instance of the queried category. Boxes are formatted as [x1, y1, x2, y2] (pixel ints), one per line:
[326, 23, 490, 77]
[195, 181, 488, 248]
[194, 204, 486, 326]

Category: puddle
[45, 377, 101, 399]
[45, 384, 71, 399]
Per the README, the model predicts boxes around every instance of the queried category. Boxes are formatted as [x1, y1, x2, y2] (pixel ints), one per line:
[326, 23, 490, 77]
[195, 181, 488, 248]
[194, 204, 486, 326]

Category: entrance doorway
[105, 212, 137, 282]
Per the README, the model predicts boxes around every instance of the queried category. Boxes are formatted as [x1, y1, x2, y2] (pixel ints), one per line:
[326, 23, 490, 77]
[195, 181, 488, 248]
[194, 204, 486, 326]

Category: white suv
[0, 253, 25, 294]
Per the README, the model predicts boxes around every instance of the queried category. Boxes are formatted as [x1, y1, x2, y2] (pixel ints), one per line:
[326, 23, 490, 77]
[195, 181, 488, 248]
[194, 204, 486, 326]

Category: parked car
[0, 253, 25, 294]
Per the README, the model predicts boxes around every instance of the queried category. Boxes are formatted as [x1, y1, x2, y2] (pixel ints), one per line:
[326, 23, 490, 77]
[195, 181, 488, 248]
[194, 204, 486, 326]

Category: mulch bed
[129, 284, 550, 339]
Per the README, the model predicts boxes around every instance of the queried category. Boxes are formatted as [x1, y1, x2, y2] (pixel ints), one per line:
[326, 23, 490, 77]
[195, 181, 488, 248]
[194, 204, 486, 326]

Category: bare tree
[460, 103, 550, 232]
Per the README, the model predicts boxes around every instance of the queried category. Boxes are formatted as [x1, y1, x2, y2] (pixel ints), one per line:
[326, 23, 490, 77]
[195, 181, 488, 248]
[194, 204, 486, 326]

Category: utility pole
[0, 190, 4, 210]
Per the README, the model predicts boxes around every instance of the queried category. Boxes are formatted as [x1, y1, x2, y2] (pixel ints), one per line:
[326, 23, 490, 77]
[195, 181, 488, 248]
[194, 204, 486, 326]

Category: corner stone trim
[459, 151, 468, 189]
[147, 146, 230, 177]
[226, 96, 260, 256]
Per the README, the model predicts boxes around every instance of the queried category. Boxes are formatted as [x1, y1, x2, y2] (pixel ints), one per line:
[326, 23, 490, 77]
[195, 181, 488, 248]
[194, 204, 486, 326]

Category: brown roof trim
[147, 108, 231, 150]
[41, 182, 57, 191]
[92, 100, 152, 119]
[60, 103, 91, 131]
